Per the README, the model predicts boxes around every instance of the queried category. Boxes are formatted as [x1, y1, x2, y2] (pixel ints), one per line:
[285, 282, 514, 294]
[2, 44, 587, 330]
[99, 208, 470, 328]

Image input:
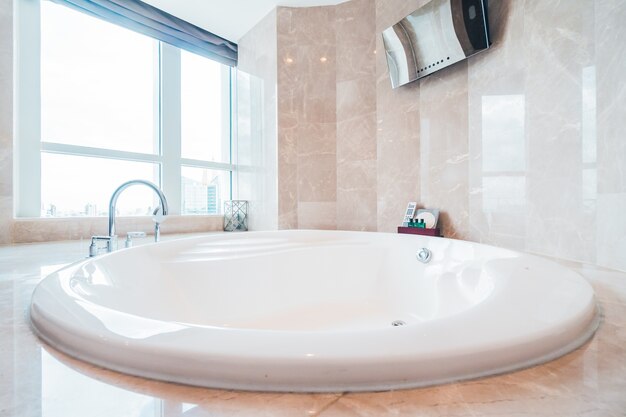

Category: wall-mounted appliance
[382, 0, 491, 88]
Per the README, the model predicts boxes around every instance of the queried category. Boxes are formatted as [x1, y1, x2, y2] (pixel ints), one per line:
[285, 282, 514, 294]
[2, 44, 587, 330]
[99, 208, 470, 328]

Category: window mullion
[41, 142, 162, 164]
[179, 158, 234, 171]
[160, 43, 182, 215]
[228, 66, 236, 201]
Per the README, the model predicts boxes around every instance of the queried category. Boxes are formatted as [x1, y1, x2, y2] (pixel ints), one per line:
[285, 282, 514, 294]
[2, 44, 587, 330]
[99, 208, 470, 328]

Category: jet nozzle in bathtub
[416, 248, 432, 263]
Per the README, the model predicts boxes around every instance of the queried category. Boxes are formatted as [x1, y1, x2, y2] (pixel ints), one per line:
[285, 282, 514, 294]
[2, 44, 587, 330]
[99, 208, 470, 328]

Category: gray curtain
[50, 0, 238, 67]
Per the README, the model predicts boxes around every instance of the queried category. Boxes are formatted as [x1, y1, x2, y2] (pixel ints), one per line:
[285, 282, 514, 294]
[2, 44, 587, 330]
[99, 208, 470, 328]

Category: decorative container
[224, 200, 249, 232]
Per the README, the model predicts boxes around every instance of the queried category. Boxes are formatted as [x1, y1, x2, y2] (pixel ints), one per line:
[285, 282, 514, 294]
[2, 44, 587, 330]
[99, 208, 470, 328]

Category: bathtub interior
[60, 231, 521, 331]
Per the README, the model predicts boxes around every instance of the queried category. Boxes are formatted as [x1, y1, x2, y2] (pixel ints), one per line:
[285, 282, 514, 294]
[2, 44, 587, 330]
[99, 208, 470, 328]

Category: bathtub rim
[28, 230, 600, 392]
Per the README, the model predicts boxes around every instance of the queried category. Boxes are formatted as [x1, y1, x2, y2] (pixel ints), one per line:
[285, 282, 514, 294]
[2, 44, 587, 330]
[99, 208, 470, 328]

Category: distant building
[207, 184, 218, 214]
[84, 203, 97, 216]
[182, 174, 220, 214]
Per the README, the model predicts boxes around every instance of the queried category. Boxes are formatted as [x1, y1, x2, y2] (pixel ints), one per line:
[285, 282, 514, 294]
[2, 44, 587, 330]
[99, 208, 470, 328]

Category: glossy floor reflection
[39, 349, 340, 417]
[1, 235, 626, 417]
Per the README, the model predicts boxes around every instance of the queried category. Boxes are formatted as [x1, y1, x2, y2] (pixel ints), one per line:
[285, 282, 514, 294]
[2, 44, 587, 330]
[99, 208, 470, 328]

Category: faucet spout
[108, 180, 169, 239]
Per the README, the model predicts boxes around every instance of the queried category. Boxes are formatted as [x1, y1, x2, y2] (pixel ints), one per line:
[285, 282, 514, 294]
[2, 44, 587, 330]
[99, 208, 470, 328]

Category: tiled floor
[1, 235, 625, 417]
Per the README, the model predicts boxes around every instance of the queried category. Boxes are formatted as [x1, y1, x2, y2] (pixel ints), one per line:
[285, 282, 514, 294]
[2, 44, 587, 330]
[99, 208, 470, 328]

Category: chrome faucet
[89, 180, 168, 257]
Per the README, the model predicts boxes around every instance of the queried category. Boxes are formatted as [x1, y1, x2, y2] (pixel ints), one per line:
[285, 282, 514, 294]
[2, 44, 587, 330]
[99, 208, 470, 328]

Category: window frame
[15, 0, 235, 218]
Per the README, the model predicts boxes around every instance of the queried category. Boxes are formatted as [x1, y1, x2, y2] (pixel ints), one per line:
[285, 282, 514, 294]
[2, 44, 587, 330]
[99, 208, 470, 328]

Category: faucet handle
[125, 231, 147, 248]
[89, 235, 113, 257]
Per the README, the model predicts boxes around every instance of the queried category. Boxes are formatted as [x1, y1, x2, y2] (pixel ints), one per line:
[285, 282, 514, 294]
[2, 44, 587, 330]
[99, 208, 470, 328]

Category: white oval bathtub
[30, 230, 598, 392]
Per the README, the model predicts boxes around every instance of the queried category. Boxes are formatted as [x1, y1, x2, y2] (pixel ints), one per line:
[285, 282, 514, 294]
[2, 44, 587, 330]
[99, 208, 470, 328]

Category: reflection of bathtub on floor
[30, 230, 598, 392]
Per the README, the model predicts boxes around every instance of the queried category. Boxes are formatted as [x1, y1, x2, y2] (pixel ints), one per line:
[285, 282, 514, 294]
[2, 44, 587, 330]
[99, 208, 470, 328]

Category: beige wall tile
[297, 154, 337, 202]
[297, 202, 336, 230]
[419, 62, 470, 239]
[337, 159, 377, 231]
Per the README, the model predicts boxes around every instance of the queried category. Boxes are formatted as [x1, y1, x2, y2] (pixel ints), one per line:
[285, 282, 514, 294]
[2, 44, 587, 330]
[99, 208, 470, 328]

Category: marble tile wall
[236, 9, 279, 231]
[466, 0, 528, 251]
[374, 0, 423, 233]
[238, 0, 626, 272]
[595, 1, 626, 271]
[336, 0, 377, 231]
[267, 2, 378, 231]
[519, 1, 593, 262]
[383, 0, 626, 270]
[277, 6, 338, 230]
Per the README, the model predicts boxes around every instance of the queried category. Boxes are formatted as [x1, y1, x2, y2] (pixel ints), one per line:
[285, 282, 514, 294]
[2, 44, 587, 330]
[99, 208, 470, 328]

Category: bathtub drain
[391, 320, 406, 327]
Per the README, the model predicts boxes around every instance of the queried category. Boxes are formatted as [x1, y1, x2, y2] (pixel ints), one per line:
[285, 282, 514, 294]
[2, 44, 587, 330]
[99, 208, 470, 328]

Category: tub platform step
[397, 226, 442, 237]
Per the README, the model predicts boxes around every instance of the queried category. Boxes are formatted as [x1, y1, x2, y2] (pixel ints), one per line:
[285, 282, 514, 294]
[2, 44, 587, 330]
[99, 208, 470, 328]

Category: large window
[41, 1, 158, 155]
[17, 0, 233, 217]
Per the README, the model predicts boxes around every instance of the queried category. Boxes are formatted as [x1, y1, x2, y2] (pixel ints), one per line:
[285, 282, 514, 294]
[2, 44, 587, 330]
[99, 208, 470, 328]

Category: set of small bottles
[407, 218, 426, 228]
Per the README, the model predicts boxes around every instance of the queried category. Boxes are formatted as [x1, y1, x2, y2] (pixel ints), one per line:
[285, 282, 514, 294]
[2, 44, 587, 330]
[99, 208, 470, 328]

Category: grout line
[313, 393, 346, 417]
